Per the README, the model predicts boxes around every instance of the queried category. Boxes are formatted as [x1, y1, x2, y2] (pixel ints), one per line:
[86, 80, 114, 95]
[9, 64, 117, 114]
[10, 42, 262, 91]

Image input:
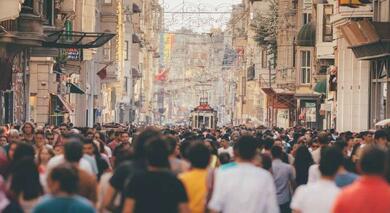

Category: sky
[160, 0, 242, 32]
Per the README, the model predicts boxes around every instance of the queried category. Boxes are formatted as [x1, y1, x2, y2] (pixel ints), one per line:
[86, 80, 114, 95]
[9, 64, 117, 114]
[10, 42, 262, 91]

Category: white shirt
[311, 148, 321, 164]
[46, 155, 93, 174]
[208, 162, 279, 213]
[308, 164, 321, 183]
[218, 146, 234, 158]
[291, 179, 340, 213]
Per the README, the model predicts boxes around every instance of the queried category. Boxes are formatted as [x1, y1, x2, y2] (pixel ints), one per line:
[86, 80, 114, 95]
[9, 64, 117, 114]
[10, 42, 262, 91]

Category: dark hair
[263, 138, 274, 150]
[10, 157, 43, 200]
[334, 139, 348, 151]
[82, 138, 94, 145]
[113, 143, 133, 168]
[271, 145, 283, 159]
[318, 132, 330, 145]
[133, 127, 161, 160]
[260, 153, 272, 170]
[219, 153, 231, 165]
[319, 147, 343, 177]
[375, 130, 388, 141]
[64, 141, 83, 163]
[360, 145, 387, 175]
[13, 143, 35, 162]
[49, 164, 79, 194]
[145, 137, 170, 168]
[187, 143, 210, 168]
[165, 135, 179, 155]
[62, 133, 84, 143]
[234, 135, 257, 160]
[120, 131, 130, 137]
[294, 145, 314, 186]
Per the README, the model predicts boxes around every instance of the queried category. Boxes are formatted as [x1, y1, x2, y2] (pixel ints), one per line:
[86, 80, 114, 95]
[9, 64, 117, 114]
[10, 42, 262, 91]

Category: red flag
[97, 65, 108, 80]
[155, 67, 170, 81]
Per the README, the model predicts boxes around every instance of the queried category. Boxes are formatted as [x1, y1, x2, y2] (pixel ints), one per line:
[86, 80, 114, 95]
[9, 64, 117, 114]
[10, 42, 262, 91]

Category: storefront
[341, 20, 390, 128]
[261, 88, 296, 128]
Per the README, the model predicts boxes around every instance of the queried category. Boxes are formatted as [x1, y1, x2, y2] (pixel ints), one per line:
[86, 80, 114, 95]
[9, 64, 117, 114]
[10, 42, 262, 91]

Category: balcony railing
[0, 19, 18, 32]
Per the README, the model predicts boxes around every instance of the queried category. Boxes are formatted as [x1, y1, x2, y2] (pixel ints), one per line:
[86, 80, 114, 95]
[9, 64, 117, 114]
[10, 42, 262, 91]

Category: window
[103, 41, 111, 61]
[303, 13, 312, 25]
[124, 40, 129, 61]
[301, 51, 311, 84]
[261, 49, 268, 68]
[42, 0, 54, 25]
[323, 5, 333, 42]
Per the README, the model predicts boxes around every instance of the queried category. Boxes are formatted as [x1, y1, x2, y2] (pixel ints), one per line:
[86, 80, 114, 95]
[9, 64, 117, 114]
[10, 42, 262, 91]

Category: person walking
[291, 147, 343, 213]
[333, 146, 390, 213]
[271, 145, 295, 213]
[208, 135, 279, 213]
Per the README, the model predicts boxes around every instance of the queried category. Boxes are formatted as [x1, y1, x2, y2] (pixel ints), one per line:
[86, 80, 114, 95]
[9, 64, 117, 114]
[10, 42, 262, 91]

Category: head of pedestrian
[358, 145, 388, 177]
[165, 135, 180, 157]
[82, 138, 95, 156]
[34, 130, 46, 150]
[318, 131, 330, 147]
[374, 130, 388, 149]
[59, 123, 68, 134]
[133, 127, 161, 161]
[319, 147, 344, 179]
[187, 142, 211, 169]
[145, 137, 170, 169]
[273, 138, 284, 149]
[271, 145, 283, 160]
[21, 122, 35, 135]
[8, 129, 20, 143]
[64, 141, 83, 165]
[86, 129, 95, 140]
[120, 131, 130, 143]
[47, 164, 79, 196]
[233, 135, 257, 162]
[220, 134, 230, 148]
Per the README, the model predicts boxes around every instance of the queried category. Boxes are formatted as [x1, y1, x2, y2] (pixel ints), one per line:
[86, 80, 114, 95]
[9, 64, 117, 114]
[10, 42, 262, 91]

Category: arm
[122, 198, 135, 213]
[292, 210, 302, 213]
[101, 184, 116, 210]
[178, 203, 190, 213]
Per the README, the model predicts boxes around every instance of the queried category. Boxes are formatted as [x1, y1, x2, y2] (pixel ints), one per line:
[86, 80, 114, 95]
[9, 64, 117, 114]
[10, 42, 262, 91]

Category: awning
[67, 82, 85, 94]
[0, 0, 24, 22]
[51, 94, 73, 113]
[133, 3, 141, 13]
[297, 22, 316, 47]
[314, 80, 327, 94]
[341, 20, 390, 59]
[261, 87, 296, 109]
[43, 31, 115, 49]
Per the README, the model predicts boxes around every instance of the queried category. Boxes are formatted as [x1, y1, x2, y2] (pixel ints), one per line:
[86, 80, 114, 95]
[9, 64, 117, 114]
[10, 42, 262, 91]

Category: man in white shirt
[311, 132, 330, 164]
[291, 147, 343, 213]
[209, 135, 279, 213]
[217, 134, 234, 158]
[47, 134, 93, 174]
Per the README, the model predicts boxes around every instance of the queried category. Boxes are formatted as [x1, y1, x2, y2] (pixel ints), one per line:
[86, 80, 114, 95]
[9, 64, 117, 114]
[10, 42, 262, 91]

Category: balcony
[0, 4, 44, 47]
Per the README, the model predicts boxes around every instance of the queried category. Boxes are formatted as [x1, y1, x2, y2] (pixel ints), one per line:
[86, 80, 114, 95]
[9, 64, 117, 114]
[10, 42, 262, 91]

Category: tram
[190, 98, 217, 129]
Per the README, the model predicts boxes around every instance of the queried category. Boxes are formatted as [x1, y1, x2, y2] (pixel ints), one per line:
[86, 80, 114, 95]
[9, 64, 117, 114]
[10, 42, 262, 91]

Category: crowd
[0, 122, 390, 213]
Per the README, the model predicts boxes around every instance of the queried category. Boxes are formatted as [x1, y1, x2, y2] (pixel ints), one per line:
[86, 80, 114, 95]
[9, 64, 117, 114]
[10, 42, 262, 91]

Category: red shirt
[333, 176, 390, 213]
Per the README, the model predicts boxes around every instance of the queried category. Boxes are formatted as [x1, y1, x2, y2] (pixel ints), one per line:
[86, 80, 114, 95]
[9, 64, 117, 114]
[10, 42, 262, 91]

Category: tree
[253, 0, 278, 67]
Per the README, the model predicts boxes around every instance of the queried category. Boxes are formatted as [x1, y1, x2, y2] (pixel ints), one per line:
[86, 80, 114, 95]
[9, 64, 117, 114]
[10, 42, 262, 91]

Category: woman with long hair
[293, 145, 314, 187]
[37, 146, 55, 174]
[20, 122, 35, 144]
[8, 157, 43, 213]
